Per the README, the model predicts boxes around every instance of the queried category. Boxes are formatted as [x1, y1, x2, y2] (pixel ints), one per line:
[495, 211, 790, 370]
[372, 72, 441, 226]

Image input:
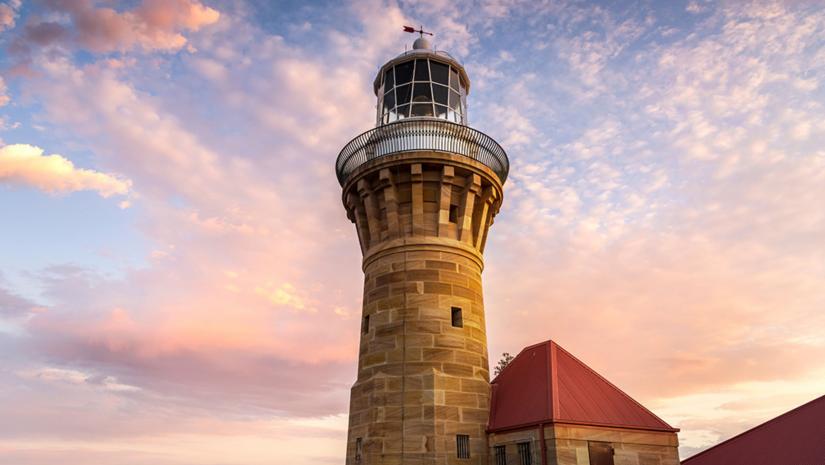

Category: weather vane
[403, 25, 434, 38]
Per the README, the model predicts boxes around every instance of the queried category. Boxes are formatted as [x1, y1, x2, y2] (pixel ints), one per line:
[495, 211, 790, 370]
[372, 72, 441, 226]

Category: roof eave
[487, 419, 680, 435]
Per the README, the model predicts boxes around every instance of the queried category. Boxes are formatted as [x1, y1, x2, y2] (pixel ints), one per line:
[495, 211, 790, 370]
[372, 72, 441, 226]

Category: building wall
[489, 425, 679, 465]
[343, 152, 504, 465]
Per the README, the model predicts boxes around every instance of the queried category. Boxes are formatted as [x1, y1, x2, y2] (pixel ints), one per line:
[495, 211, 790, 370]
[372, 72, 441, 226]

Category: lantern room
[373, 38, 470, 126]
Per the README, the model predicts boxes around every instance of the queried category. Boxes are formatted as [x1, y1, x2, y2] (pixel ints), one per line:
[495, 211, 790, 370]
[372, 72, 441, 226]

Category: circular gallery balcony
[335, 119, 509, 186]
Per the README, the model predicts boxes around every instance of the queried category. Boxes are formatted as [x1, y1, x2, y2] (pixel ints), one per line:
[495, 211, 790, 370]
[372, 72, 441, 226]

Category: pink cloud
[0, 1, 823, 463]
[0, 144, 131, 198]
[18, 0, 219, 53]
[0, 1, 19, 32]
[0, 277, 36, 316]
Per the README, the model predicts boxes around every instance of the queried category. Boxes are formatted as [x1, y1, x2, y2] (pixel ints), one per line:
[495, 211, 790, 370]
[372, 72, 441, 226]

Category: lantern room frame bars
[376, 57, 468, 125]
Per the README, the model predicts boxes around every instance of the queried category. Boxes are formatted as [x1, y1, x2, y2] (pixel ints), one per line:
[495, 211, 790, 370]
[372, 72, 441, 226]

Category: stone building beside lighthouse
[335, 32, 680, 465]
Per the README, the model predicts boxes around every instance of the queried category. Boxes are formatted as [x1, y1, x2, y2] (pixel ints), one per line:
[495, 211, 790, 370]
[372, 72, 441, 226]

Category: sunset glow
[0, 1, 824, 464]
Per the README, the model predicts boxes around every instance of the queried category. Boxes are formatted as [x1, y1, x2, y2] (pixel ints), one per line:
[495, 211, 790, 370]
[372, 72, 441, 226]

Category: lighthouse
[336, 30, 508, 465]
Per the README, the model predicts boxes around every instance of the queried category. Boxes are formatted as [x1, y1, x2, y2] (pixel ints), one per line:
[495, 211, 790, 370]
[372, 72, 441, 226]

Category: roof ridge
[682, 394, 825, 463]
[551, 341, 678, 432]
[548, 340, 559, 420]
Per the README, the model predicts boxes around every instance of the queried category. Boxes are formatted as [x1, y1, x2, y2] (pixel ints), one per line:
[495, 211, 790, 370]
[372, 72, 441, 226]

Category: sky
[0, 0, 823, 463]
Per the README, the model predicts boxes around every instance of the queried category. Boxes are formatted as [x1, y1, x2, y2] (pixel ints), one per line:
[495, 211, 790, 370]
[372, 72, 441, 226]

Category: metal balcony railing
[335, 119, 509, 186]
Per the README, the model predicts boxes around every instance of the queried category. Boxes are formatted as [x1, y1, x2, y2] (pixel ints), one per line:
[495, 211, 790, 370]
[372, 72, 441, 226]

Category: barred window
[355, 437, 363, 462]
[494, 445, 507, 465]
[457, 434, 470, 459]
[517, 442, 532, 465]
[588, 442, 614, 465]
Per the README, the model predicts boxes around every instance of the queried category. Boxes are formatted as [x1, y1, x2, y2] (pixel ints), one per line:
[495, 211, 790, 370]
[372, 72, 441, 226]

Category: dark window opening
[449, 204, 459, 223]
[412, 83, 432, 103]
[395, 84, 412, 106]
[517, 442, 532, 465]
[457, 434, 470, 459]
[355, 437, 363, 462]
[411, 103, 434, 117]
[395, 61, 414, 85]
[494, 445, 507, 465]
[588, 442, 614, 465]
[414, 59, 430, 81]
[435, 104, 449, 120]
[451, 307, 463, 328]
[433, 84, 449, 105]
[449, 90, 461, 109]
[431, 61, 449, 85]
[362, 315, 369, 334]
[450, 68, 460, 90]
[383, 89, 395, 110]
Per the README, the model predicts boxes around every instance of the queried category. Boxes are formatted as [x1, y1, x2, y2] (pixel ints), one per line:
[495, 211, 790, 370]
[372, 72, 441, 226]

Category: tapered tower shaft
[337, 39, 508, 465]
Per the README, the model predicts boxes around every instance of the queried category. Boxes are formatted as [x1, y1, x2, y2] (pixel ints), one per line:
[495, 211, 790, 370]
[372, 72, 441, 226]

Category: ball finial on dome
[412, 36, 432, 50]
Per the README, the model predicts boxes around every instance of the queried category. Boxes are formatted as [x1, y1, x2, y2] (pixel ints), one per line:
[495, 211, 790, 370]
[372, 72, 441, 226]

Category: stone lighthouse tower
[336, 31, 508, 465]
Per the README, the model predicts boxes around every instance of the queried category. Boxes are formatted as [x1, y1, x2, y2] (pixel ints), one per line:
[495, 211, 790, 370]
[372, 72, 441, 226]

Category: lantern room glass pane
[383, 90, 395, 110]
[431, 61, 449, 85]
[396, 104, 410, 119]
[411, 103, 434, 117]
[449, 68, 460, 90]
[435, 104, 449, 120]
[414, 59, 429, 81]
[433, 84, 448, 105]
[412, 83, 432, 103]
[448, 90, 460, 109]
[395, 61, 414, 86]
[384, 68, 394, 89]
[396, 84, 412, 105]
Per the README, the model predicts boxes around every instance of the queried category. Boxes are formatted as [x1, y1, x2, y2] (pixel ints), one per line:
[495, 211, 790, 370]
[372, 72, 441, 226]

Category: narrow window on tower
[451, 307, 463, 328]
[494, 445, 507, 465]
[449, 204, 459, 223]
[355, 437, 363, 462]
[457, 434, 470, 459]
[362, 314, 370, 334]
[587, 442, 615, 465]
[517, 442, 532, 465]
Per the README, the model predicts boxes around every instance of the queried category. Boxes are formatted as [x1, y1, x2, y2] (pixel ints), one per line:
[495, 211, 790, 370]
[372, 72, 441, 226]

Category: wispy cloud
[0, 0, 823, 463]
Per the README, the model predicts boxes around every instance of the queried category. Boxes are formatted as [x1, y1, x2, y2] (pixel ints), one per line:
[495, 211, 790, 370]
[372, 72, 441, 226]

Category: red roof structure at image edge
[488, 340, 678, 433]
[681, 394, 825, 465]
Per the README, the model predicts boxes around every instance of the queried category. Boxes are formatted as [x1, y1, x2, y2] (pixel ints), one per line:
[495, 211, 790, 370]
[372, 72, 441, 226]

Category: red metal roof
[488, 340, 678, 433]
[681, 394, 825, 465]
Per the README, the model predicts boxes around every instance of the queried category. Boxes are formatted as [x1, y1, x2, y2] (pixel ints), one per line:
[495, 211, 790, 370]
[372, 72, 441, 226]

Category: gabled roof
[488, 340, 678, 433]
[682, 394, 825, 465]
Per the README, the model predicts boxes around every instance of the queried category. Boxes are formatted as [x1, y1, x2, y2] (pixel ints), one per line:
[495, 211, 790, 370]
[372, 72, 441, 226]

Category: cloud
[15, 0, 219, 54]
[686, 1, 708, 14]
[0, 1, 19, 32]
[0, 278, 37, 317]
[0, 76, 9, 106]
[0, 144, 131, 198]
[0, 0, 824, 463]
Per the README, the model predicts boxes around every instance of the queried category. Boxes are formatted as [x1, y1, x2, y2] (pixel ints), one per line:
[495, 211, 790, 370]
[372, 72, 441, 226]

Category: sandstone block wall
[489, 425, 680, 465]
[342, 153, 504, 465]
